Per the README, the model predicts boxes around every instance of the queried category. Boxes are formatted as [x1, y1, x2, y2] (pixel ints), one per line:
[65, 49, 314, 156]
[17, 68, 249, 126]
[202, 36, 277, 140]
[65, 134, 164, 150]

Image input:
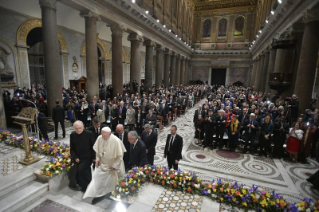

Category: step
[0, 172, 36, 199]
[19, 193, 108, 212]
[0, 180, 48, 212]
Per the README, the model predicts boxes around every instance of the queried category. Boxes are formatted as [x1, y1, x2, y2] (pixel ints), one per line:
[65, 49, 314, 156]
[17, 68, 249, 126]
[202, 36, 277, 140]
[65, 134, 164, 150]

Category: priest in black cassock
[70, 120, 96, 192]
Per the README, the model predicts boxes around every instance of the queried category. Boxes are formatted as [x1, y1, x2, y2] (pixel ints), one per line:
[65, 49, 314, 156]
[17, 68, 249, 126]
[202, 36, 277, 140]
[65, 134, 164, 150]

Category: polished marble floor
[1, 98, 318, 212]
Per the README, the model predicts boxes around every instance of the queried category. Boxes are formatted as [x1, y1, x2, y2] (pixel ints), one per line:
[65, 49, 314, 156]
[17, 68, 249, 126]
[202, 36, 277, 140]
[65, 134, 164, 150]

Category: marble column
[0, 76, 6, 129]
[40, 0, 62, 117]
[247, 61, 254, 87]
[180, 57, 186, 85]
[155, 45, 164, 88]
[163, 48, 171, 88]
[260, 51, 270, 92]
[251, 57, 259, 89]
[111, 24, 124, 96]
[143, 40, 155, 91]
[254, 55, 265, 92]
[265, 48, 276, 93]
[128, 33, 143, 93]
[185, 59, 189, 85]
[81, 12, 100, 100]
[273, 49, 286, 73]
[170, 52, 176, 86]
[175, 55, 181, 86]
[294, 11, 319, 113]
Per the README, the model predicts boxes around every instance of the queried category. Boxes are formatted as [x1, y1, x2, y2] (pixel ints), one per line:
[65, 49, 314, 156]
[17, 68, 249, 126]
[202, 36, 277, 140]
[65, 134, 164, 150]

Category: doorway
[211, 68, 226, 86]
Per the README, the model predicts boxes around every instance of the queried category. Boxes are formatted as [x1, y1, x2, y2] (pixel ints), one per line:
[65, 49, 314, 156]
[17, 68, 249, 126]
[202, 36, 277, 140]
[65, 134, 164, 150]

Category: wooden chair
[173, 108, 178, 120]
[167, 112, 172, 125]
[157, 115, 163, 131]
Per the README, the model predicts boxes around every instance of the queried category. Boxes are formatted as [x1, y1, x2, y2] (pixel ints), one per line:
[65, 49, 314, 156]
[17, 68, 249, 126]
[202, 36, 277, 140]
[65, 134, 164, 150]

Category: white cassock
[83, 134, 126, 199]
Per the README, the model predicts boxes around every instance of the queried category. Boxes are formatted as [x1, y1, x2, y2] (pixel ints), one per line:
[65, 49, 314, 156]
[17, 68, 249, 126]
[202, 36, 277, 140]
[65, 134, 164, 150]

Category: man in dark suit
[36, 109, 48, 140]
[159, 99, 169, 125]
[216, 110, 227, 150]
[90, 99, 99, 120]
[167, 96, 175, 113]
[193, 105, 203, 130]
[117, 101, 126, 125]
[87, 117, 107, 141]
[145, 109, 157, 126]
[52, 100, 65, 139]
[164, 125, 183, 170]
[128, 131, 148, 170]
[99, 100, 109, 124]
[239, 108, 249, 134]
[272, 116, 289, 158]
[140, 124, 157, 165]
[114, 124, 130, 170]
[243, 113, 260, 154]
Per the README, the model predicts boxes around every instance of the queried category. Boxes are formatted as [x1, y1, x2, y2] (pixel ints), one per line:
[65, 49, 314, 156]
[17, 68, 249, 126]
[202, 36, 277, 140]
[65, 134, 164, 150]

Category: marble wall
[192, 66, 209, 82]
[228, 67, 249, 86]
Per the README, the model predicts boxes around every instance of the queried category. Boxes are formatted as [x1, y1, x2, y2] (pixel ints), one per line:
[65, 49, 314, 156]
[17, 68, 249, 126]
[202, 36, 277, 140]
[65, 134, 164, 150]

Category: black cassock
[70, 130, 95, 191]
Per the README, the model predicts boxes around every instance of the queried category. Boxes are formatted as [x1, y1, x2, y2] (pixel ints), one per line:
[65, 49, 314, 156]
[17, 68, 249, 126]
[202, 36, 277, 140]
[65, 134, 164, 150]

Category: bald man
[70, 120, 95, 192]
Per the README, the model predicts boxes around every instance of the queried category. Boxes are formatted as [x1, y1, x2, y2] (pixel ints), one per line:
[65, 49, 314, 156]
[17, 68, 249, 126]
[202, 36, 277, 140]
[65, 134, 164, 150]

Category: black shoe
[53, 137, 58, 139]
[92, 196, 105, 204]
[307, 178, 315, 185]
[63, 136, 66, 138]
[310, 186, 319, 191]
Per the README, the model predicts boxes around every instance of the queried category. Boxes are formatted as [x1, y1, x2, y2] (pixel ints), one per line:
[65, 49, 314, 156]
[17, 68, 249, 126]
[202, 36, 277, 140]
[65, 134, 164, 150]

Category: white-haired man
[70, 120, 95, 192]
[83, 127, 126, 201]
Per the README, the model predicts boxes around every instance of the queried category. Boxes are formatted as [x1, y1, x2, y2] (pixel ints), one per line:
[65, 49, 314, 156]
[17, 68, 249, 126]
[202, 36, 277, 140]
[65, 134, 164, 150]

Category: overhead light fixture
[278, 0, 282, 4]
[179, 38, 181, 40]
[157, 19, 159, 23]
[132, 0, 135, 3]
[256, 35, 259, 37]
[265, 19, 268, 23]
[169, 29, 171, 32]
[271, 10, 274, 15]
[145, 10, 149, 14]
[259, 30, 262, 33]
[175, 35, 178, 37]
[163, 25, 166, 28]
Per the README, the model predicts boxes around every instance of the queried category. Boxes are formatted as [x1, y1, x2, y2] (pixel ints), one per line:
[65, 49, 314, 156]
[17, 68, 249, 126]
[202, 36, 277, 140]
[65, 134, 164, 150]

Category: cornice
[39, 0, 57, 9]
[194, 0, 257, 12]
[251, 0, 319, 57]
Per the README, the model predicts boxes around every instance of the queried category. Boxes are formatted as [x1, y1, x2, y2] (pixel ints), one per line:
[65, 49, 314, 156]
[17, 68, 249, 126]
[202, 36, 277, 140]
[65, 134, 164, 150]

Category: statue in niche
[0, 47, 15, 85]
[234, 16, 245, 36]
[202, 19, 211, 37]
[72, 56, 78, 72]
[218, 18, 227, 36]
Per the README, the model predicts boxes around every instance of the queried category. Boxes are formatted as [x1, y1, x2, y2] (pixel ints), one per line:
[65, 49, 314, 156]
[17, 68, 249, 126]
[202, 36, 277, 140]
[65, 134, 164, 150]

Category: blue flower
[201, 188, 208, 195]
[48, 141, 53, 145]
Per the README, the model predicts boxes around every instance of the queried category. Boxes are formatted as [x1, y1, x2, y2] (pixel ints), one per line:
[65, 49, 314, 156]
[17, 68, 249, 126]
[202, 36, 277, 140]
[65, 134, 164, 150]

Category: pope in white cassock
[83, 127, 126, 199]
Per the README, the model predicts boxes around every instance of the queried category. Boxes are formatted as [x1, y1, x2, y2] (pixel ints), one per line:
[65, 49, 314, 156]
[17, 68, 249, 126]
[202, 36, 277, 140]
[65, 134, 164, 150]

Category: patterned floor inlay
[152, 189, 203, 212]
[0, 153, 26, 176]
[28, 199, 80, 212]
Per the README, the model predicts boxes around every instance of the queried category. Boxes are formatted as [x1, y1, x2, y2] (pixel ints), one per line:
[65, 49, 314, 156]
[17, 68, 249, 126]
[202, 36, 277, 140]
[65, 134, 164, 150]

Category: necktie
[96, 128, 98, 134]
[249, 121, 252, 132]
[120, 107, 122, 114]
[169, 136, 174, 152]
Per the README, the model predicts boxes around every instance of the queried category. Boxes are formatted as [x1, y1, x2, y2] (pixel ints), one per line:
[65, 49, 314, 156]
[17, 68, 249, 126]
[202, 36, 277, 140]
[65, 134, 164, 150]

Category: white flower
[55, 170, 59, 174]
[298, 207, 302, 211]
[59, 159, 62, 162]
[212, 194, 217, 198]
[46, 168, 49, 171]
[167, 177, 170, 180]
[207, 189, 211, 194]
[175, 172, 177, 175]
[133, 180, 136, 184]
[119, 188, 122, 192]
[67, 159, 71, 162]
[125, 182, 128, 186]
[178, 182, 181, 185]
[183, 181, 186, 184]
[49, 165, 52, 168]
[182, 184, 185, 187]
[125, 192, 129, 194]
[306, 209, 311, 212]
[255, 194, 260, 199]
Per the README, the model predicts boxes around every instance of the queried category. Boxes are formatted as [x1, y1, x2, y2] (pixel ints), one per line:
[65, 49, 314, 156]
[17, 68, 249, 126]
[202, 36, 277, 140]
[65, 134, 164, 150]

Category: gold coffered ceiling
[192, 0, 257, 11]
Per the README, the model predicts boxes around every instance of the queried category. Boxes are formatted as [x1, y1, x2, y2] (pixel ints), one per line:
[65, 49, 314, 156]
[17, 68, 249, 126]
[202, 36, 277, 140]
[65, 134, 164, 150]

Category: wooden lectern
[12, 107, 40, 165]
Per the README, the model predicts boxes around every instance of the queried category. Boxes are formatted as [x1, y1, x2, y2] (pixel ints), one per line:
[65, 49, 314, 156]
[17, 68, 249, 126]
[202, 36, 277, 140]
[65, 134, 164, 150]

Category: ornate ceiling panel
[192, 0, 257, 12]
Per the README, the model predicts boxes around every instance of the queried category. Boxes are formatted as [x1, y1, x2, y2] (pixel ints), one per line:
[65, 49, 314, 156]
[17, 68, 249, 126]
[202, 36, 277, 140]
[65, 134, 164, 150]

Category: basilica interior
[0, 0, 319, 211]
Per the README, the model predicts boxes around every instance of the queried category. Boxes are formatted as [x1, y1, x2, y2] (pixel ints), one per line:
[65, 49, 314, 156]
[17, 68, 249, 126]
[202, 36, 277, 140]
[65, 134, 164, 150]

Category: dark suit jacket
[216, 115, 227, 128]
[159, 103, 169, 118]
[87, 123, 107, 140]
[117, 106, 127, 119]
[114, 131, 130, 155]
[244, 119, 260, 134]
[37, 112, 47, 131]
[193, 109, 203, 123]
[128, 139, 148, 169]
[141, 130, 157, 155]
[145, 114, 157, 126]
[52, 105, 65, 122]
[164, 134, 183, 161]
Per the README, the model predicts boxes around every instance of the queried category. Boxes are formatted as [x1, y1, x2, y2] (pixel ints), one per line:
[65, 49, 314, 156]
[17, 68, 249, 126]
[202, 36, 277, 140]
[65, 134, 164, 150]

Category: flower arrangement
[114, 165, 319, 212]
[0, 129, 74, 177]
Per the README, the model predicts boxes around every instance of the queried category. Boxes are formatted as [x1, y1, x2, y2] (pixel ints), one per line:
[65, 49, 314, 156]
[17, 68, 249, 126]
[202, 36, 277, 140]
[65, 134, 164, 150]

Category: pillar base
[19, 156, 41, 166]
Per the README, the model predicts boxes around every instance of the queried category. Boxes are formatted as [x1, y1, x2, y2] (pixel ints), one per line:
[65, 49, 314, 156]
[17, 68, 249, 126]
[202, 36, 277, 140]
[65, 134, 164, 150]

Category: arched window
[202, 19, 211, 37]
[218, 18, 227, 36]
[234, 16, 245, 36]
